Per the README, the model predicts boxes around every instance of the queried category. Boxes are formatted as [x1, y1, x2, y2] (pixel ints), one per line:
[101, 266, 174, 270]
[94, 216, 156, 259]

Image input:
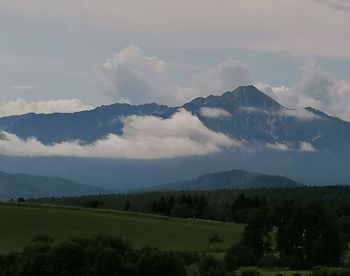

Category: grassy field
[0, 202, 243, 253]
[261, 271, 310, 276]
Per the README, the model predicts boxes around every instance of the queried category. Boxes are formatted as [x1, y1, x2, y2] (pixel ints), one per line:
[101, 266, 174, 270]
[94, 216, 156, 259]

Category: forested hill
[157, 169, 301, 191]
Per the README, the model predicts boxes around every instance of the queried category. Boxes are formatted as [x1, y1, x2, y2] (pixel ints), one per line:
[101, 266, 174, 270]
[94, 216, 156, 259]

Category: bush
[137, 248, 186, 276]
[311, 267, 350, 276]
[257, 254, 279, 268]
[187, 264, 201, 276]
[199, 255, 226, 276]
[225, 242, 259, 271]
[279, 255, 300, 269]
[240, 267, 262, 276]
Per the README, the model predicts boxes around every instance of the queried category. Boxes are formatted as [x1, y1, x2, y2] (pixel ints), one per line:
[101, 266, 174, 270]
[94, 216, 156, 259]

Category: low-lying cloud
[266, 141, 317, 152]
[0, 109, 241, 159]
[0, 98, 93, 117]
[200, 107, 232, 119]
[279, 109, 320, 121]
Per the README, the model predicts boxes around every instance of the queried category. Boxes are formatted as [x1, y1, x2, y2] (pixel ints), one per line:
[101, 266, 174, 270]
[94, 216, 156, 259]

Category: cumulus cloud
[191, 59, 253, 96]
[0, 109, 241, 159]
[259, 63, 350, 122]
[200, 107, 232, 119]
[266, 142, 292, 151]
[0, 98, 93, 117]
[96, 46, 252, 105]
[96, 46, 195, 105]
[299, 141, 316, 152]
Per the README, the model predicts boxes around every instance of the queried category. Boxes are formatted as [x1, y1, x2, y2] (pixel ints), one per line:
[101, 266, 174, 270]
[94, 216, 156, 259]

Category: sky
[1, 0, 350, 120]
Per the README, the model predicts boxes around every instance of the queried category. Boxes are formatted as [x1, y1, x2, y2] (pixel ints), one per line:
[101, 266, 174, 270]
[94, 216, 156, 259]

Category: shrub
[199, 255, 226, 276]
[311, 267, 350, 276]
[257, 254, 279, 268]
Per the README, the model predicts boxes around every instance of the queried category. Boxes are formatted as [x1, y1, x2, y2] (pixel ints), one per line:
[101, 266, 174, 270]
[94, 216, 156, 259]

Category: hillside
[0, 171, 111, 200]
[159, 169, 301, 191]
[0, 203, 243, 253]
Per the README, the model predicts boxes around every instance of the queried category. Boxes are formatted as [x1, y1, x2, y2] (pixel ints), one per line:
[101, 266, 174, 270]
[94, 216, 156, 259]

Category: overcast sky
[1, 0, 350, 120]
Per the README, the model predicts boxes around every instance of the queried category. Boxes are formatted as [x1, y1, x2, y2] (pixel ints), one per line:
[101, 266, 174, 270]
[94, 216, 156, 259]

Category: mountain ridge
[0, 170, 112, 200]
[155, 169, 301, 191]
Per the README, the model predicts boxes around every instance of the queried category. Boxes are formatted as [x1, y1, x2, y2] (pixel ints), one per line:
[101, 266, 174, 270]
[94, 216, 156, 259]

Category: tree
[123, 199, 131, 211]
[137, 248, 186, 276]
[276, 202, 347, 267]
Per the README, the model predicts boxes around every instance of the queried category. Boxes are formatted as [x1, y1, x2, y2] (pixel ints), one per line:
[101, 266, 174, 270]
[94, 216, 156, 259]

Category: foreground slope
[158, 169, 301, 191]
[0, 203, 243, 253]
[0, 171, 111, 200]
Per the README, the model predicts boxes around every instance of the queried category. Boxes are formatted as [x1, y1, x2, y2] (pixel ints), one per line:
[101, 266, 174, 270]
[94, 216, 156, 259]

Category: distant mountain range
[0, 171, 112, 200]
[1, 85, 349, 152]
[157, 169, 301, 191]
[1, 85, 350, 189]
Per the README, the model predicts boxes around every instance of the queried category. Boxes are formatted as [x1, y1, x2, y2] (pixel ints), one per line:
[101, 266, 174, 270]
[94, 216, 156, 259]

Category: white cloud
[96, 46, 253, 105]
[266, 141, 316, 152]
[279, 109, 319, 121]
[0, 98, 93, 117]
[238, 106, 268, 114]
[0, 109, 241, 159]
[191, 59, 253, 96]
[259, 63, 350, 122]
[299, 141, 316, 152]
[266, 142, 292, 151]
[96, 46, 195, 105]
[200, 107, 232, 118]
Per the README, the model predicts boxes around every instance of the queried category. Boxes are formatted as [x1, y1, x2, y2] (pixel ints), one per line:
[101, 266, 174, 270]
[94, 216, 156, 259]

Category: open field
[0, 202, 243, 253]
[261, 271, 310, 276]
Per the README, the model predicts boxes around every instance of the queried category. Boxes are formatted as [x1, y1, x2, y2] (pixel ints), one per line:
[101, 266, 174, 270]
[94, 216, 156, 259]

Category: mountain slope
[1, 85, 350, 151]
[0, 171, 112, 200]
[159, 169, 301, 191]
[0, 103, 176, 144]
[1, 85, 350, 189]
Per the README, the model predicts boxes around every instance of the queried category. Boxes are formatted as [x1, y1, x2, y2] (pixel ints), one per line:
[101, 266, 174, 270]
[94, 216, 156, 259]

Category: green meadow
[0, 202, 243, 253]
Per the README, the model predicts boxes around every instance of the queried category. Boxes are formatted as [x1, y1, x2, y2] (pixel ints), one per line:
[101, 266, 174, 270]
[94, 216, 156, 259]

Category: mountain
[1, 85, 350, 189]
[0, 171, 112, 200]
[184, 85, 350, 150]
[0, 103, 176, 144]
[156, 169, 301, 191]
[1, 85, 350, 151]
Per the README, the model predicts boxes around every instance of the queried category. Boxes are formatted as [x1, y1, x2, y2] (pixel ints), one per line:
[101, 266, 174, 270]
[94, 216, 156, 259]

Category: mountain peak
[184, 85, 283, 112]
[223, 85, 283, 109]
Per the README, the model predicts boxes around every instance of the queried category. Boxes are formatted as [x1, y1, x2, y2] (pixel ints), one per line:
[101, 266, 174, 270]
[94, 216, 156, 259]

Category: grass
[0, 202, 243, 253]
[261, 271, 310, 276]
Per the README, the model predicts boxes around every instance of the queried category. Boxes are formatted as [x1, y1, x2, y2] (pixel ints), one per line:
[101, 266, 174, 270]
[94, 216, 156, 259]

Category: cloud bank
[2, 0, 350, 57]
[0, 109, 240, 159]
[0, 98, 93, 117]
